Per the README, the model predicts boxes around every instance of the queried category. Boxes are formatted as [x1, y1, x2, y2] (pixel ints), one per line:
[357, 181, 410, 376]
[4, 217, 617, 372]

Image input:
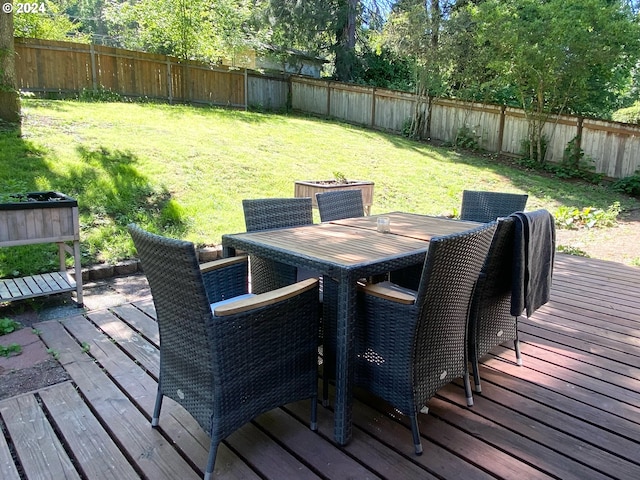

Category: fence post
[166, 58, 173, 104]
[90, 43, 97, 91]
[326, 80, 331, 117]
[425, 96, 432, 140]
[244, 68, 248, 111]
[371, 87, 376, 128]
[497, 104, 506, 155]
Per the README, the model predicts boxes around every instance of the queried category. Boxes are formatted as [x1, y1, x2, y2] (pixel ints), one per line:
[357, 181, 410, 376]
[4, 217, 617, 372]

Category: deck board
[1, 253, 639, 479]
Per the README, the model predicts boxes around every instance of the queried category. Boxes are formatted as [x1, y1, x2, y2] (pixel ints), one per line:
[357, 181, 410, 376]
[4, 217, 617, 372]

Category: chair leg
[514, 318, 523, 366]
[514, 338, 522, 365]
[151, 389, 163, 427]
[472, 357, 482, 394]
[310, 396, 318, 431]
[204, 440, 219, 480]
[410, 412, 423, 455]
[464, 371, 474, 407]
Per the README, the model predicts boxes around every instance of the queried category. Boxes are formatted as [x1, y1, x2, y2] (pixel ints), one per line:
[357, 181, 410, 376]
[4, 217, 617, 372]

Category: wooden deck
[1, 253, 639, 479]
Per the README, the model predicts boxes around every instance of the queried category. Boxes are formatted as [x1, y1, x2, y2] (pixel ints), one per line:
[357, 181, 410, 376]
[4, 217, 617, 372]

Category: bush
[611, 171, 640, 197]
[454, 126, 481, 150]
[78, 86, 123, 103]
[612, 101, 640, 124]
[553, 202, 620, 229]
[554, 137, 603, 184]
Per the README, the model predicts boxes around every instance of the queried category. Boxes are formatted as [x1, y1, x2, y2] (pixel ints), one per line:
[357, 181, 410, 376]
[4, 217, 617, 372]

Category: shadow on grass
[0, 129, 188, 277]
[70, 146, 188, 234]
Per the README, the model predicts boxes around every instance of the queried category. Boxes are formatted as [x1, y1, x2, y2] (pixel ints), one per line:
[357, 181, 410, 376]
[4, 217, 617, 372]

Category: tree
[102, 0, 254, 62]
[13, 1, 87, 41]
[0, 1, 21, 125]
[467, 0, 640, 163]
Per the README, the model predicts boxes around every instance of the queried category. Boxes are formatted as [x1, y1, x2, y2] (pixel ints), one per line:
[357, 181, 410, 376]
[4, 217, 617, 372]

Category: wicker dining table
[221, 212, 480, 445]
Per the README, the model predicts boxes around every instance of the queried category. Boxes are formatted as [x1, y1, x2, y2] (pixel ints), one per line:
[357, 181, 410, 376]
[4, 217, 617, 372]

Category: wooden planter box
[294, 180, 374, 215]
[0, 191, 83, 305]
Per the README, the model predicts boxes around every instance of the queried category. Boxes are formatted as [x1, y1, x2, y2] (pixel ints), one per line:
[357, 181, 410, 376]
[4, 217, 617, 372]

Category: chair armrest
[200, 255, 248, 273]
[359, 281, 416, 305]
[214, 278, 319, 316]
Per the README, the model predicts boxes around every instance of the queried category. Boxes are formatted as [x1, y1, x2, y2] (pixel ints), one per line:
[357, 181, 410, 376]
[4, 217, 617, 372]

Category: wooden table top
[330, 212, 481, 241]
[224, 222, 430, 267]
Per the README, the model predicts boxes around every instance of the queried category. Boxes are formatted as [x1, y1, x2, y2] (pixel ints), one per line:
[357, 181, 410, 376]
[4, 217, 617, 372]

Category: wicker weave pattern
[242, 198, 313, 294]
[128, 224, 319, 477]
[468, 217, 519, 391]
[460, 190, 528, 223]
[316, 190, 365, 222]
[354, 222, 496, 452]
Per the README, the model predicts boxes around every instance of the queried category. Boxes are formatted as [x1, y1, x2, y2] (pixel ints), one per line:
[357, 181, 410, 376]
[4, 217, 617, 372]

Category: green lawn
[1, 99, 637, 277]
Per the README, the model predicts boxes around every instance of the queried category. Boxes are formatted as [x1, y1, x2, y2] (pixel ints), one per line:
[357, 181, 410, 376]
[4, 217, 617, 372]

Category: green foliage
[103, 0, 253, 62]
[333, 171, 348, 184]
[557, 245, 590, 257]
[357, 47, 415, 91]
[612, 170, 640, 197]
[518, 136, 603, 183]
[553, 202, 620, 229]
[453, 126, 480, 150]
[467, 0, 640, 118]
[554, 137, 603, 184]
[47, 348, 60, 360]
[13, 1, 88, 42]
[78, 87, 123, 103]
[0, 343, 21, 357]
[612, 101, 640, 124]
[519, 135, 548, 167]
[0, 318, 22, 357]
[0, 318, 21, 336]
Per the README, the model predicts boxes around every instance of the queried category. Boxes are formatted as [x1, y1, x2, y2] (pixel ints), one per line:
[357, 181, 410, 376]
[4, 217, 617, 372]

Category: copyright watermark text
[3, 3, 47, 14]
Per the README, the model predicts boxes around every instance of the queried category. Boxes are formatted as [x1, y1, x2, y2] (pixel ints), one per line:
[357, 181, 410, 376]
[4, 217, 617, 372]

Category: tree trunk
[0, 2, 21, 125]
[334, 0, 358, 82]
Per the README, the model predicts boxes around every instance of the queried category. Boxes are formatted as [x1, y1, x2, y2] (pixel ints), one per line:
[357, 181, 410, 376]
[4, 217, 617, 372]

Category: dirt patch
[554, 207, 640, 266]
[0, 359, 70, 401]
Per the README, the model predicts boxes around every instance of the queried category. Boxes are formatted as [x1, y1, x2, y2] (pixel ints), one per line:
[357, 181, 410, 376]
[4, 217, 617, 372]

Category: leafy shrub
[519, 136, 603, 184]
[553, 202, 620, 229]
[611, 171, 640, 197]
[0, 318, 22, 357]
[612, 101, 640, 124]
[454, 126, 481, 150]
[518, 134, 550, 171]
[557, 245, 590, 257]
[79, 86, 123, 103]
[0, 318, 21, 336]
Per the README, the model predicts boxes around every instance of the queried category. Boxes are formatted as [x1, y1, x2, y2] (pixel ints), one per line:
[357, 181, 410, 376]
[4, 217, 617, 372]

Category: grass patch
[1, 99, 639, 277]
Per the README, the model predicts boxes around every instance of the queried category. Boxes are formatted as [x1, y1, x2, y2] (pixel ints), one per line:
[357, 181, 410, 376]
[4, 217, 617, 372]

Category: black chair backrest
[316, 189, 365, 222]
[242, 197, 313, 294]
[128, 224, 215, 428]
[460, 190, 528, 223]
[469, 217, 517, 358]
[243, 197, 313, 231]
[413, 222, 497, 395]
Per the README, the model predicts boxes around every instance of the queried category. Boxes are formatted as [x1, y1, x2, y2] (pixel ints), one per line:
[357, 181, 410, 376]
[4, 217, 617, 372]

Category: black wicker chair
[128, 224, 320, 480]
[354, 222, 497, 455]
[460, 190, 528, 223]
[242, 197, 314, 294]
[316, 189, 365, 222]
[468, 217, 521, 393]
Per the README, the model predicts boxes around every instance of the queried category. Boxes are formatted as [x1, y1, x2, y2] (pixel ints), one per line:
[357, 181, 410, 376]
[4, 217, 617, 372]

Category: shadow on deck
[1, 253, 639, 479]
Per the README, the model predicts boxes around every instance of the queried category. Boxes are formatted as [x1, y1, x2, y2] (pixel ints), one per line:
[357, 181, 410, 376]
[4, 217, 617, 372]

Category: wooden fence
[290, 76, 640, 179]
[13, 38, 640, 179]
[14, 38, 249, 108]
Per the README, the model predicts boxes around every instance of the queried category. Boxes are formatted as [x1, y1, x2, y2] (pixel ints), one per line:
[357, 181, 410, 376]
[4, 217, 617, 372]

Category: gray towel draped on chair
[510, 210, 556, 318]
